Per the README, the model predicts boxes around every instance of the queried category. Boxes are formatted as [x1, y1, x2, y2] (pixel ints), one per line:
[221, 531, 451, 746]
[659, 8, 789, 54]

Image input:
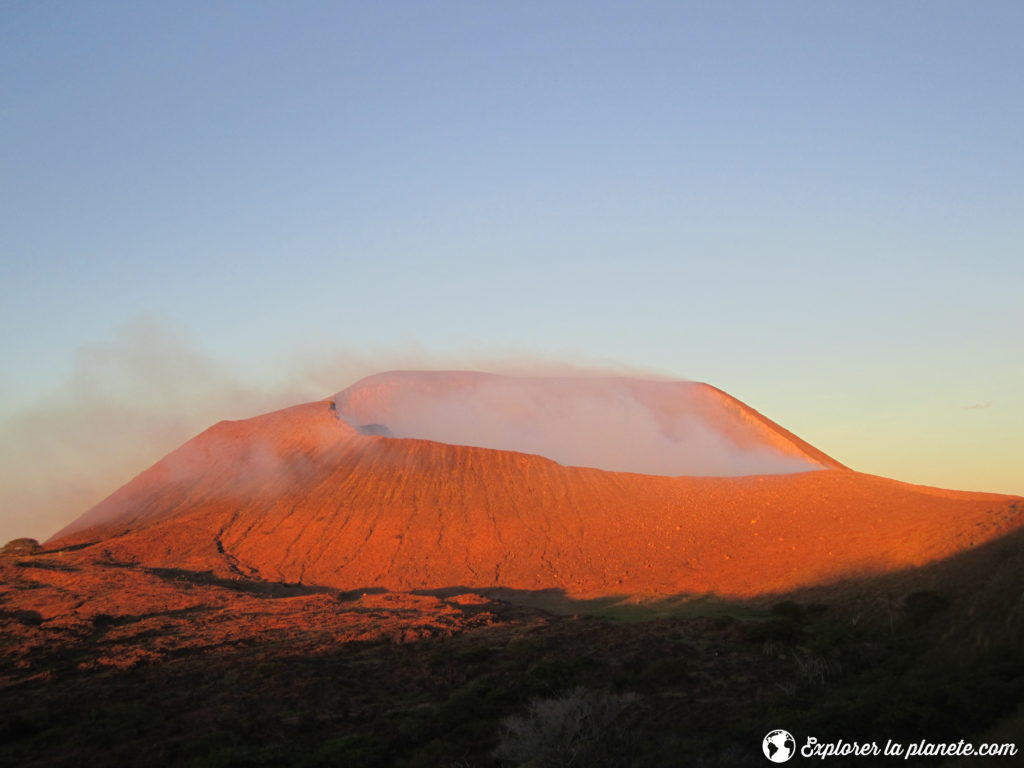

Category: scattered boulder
[0, 538, 43, 557]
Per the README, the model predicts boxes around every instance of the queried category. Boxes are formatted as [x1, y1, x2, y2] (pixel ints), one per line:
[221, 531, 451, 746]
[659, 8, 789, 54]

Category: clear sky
[1, 1, 1022, 542]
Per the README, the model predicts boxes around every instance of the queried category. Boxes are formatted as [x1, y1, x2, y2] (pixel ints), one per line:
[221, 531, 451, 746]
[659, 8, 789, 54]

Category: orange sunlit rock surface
[45, 373, 1023, 600]
[0, 553, 512, 684]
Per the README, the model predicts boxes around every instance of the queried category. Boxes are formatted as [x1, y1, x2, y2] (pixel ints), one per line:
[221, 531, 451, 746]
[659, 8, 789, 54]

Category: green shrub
[493, 687, 639, 768]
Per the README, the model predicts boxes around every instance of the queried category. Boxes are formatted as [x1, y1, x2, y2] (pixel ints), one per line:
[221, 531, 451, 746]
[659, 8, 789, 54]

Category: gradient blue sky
[2, 2, 1022, 539]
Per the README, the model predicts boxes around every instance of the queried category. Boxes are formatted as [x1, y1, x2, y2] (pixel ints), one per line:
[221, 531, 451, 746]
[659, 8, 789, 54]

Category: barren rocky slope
[46, 374, 1022, 600]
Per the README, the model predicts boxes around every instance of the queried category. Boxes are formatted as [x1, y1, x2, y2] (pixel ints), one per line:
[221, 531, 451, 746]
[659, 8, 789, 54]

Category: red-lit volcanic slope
[48, 372, 1023, 598]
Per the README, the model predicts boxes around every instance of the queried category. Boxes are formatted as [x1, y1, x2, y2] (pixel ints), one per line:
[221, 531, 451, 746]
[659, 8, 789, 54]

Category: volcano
[9, 371, 1024, 767]
[47, 371, 1022, 598]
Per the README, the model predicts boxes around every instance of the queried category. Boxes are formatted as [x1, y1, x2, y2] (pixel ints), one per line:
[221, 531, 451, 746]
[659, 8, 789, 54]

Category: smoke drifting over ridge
[334, 371, 827, 477]
[0, 321, 673, 544]
[0, 323, 313, 544]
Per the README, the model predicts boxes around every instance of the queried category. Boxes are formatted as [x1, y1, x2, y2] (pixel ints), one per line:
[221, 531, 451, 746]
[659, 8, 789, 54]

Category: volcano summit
[332, 371, 844, 476]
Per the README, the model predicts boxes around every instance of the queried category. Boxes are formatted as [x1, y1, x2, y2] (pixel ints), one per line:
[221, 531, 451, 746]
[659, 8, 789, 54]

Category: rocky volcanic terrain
[2, 372, 1022, 767]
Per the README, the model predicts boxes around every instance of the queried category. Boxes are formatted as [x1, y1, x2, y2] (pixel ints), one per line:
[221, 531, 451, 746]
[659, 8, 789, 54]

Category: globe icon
[762, 729, 795, 762]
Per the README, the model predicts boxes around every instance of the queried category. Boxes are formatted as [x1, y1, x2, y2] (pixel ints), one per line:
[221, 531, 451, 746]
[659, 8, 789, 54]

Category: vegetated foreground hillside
[2, 521, 1022, 768]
